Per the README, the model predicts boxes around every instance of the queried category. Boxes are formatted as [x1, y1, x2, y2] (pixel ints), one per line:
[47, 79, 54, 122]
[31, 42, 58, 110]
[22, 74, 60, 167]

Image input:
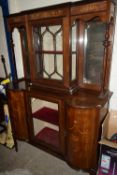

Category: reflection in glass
[72, 22, 77, 52]
[72, 54, 76, 80]
[43, 54, 54, 78]
[71, 22, 77, 81]
[83, 20, 106, 85]
[51, 55, 63, 80]
[56, 29, 62, 51]
[35, 54, 63, 80]
[12, 28, 24, 79]
[21, 28, 30, 79]
[33, 25, 63, 80]
[43, 28, 54, 51]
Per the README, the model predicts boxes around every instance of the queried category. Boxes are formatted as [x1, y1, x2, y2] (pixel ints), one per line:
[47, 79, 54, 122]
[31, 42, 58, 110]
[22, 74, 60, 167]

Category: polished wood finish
[66, 91, 110, 172]
[7, 89, 29, 140]
[7, 81, 111, 174]
[6, 1, 116, 175]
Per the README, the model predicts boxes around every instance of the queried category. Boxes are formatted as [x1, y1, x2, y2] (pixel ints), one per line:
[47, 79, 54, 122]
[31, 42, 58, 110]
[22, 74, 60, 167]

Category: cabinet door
[66, 107, 99, 170]
[76, 17, 107, 92]
[8, 90, 29, 140]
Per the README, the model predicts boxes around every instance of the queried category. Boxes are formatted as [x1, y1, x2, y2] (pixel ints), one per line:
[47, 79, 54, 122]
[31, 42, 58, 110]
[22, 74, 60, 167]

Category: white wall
[0, 7, 10, 78]
[8, 0, 19, 14]
[7, 0, 117, 110]
[8, 0, 79, 13]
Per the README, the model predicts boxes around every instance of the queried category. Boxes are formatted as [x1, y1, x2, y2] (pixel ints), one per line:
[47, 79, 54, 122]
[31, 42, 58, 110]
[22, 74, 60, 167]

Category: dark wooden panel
[8, 90, 29, 140]
[66, 107, 99, 169]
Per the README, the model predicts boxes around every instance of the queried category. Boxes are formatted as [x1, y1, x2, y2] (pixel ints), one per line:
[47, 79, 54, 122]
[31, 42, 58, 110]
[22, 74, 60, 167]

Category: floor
[0, 141, 89, 175]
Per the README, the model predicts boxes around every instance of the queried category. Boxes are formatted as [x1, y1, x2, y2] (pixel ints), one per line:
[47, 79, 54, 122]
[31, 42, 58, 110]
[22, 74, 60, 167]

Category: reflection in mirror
[21, 28, 30, 79]
[12, 28, 24, 79]
[83, 20, 106, 85]
[71, 21, 77, 81]
[33, 25, 63, 80]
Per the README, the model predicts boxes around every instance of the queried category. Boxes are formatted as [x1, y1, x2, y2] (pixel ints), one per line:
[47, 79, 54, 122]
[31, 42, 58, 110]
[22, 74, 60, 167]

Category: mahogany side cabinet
[6, 0, 116, 174]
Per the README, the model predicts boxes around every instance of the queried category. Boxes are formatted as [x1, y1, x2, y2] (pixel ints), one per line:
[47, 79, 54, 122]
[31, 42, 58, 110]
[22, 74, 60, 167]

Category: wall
[7, 0, 117, 110]
[8, 0, 78, 13]
[0, 6, 10, 78]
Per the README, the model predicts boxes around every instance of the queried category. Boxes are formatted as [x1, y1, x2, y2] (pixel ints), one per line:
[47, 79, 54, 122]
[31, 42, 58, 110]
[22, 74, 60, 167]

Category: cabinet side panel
[66, 107, 99, 169]
[8, 90, 29, 140]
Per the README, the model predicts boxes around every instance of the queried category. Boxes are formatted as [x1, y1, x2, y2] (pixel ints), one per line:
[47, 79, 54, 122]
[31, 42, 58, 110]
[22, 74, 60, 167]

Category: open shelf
[32, 107, 59, 126]
[35, 127, 59, 148]
[32, 99, 59, 149]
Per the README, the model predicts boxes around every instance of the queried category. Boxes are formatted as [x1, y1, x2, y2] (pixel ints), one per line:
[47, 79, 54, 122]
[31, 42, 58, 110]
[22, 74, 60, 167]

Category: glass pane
[36, 54, 63, 80]
[33, 24, 63, 81]
[56, 27, 62, 51]
[33, 27, 40, 51]
[71, 22, 77, 81]
[31, 98, 59, 149]
[49, 25, 61, 33]
[72, 54, 76, 80]
[12, 28, 24, 79]
[33, 25, 63, 52]
[35, 53, 42, 76]
[72, 22, 77, 52]
[43, 54, 54, 78]
[43, 29, 54, 51]
[22, 28, 30, 79]
[83, 20, 106, 85]
[51, 55, 63, 80]
[41, 27, 46, 34]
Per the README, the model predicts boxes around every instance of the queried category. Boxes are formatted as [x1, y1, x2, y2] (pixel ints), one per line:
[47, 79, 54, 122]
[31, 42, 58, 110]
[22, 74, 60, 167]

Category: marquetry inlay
[8, 16, 25, 24]
[71, 1, 108, 16]
[29, 9, 67, 20]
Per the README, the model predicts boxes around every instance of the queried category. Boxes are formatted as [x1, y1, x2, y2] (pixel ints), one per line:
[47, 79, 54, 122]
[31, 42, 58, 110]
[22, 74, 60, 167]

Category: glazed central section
[33, 23, 63, 80]
[8, 0, 114, 94]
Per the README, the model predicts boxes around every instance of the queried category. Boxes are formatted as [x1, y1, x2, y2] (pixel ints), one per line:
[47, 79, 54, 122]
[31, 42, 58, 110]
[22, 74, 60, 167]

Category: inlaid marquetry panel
[29, 8, 68, 20]
[71, 1, 108, 16]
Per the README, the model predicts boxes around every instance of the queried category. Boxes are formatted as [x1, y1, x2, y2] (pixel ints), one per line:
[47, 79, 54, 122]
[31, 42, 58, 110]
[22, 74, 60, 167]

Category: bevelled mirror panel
[12, 28, 24, 79]
[33, 25, 63, 80]
[83, 20, 106, 85]
[71, 22, 77, 81]
[21, 28, 30, 79]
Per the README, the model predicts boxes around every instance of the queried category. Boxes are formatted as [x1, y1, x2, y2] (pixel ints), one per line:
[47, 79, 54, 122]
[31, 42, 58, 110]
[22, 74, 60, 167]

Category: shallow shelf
[32, 107, 59, 125]
[35, 127, 59, 148]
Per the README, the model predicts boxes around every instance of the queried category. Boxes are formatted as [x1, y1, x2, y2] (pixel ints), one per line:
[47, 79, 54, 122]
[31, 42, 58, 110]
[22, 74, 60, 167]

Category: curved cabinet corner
[66, 97, 109, 171]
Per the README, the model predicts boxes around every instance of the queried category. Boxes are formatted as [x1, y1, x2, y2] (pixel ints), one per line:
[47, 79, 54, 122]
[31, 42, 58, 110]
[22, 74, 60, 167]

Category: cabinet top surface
[66, 90, 112, 109]
[8, 0, 115, 17]
[7, 81, 112, 109]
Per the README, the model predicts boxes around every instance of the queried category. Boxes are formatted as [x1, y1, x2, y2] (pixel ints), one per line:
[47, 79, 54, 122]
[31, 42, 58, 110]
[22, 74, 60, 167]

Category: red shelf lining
[35, 127, 59, 148]
[32, 107, 59, 126]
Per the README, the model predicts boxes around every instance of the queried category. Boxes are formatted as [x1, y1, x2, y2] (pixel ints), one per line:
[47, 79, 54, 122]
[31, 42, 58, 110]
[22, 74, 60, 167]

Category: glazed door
[77, 17, 107, 91]
[28, 15, 73, 93]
